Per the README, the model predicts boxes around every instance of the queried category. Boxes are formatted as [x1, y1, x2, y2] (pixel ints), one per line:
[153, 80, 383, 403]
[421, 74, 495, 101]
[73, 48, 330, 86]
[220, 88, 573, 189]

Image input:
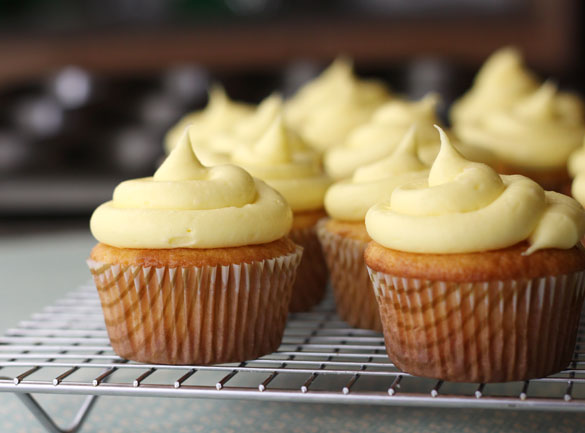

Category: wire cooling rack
[1, 283, 585, 433]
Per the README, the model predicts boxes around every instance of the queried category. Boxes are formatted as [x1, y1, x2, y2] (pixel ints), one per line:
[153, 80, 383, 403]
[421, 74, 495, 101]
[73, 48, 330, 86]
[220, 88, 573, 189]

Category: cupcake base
[365, 241, 585, 382]
[317, 219, 382, 331]
[88, 239, 302, 365]
[288, 210, 329, 312]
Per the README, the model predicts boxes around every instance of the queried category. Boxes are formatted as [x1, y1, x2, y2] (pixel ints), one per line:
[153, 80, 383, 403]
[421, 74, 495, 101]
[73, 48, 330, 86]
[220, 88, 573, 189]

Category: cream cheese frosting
[570, 138, 585, 206]
[323, 94, 442, 180]
[454, 82, 585, 169]
[164, 86, 253, 164]
[366, 127, 585, 254]
[231, 115, 330, 212]
[324, 127, 430, 221]
[450, 47, 539, 125]
[285, 58, 390, 152]
[91, 128, 292, 249]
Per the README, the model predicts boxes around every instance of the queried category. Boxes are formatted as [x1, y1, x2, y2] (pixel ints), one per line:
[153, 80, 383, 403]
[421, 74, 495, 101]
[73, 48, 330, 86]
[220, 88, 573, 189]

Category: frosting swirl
[454, 83, 585, 169]
[91, 129, 292, 249]
[232, 115, 330, 212]
[366, 127, 585, 254]
[450, 47, 538, 125]
[285, 58, 390, 152]
[325, 126, 429, 221]
[324, 94, 441, 179]
[164, 86, 253, 164]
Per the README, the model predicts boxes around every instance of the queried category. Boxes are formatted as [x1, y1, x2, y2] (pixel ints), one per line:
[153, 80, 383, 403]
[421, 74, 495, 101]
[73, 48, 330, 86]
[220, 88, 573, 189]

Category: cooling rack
[0, 283, 584, 433]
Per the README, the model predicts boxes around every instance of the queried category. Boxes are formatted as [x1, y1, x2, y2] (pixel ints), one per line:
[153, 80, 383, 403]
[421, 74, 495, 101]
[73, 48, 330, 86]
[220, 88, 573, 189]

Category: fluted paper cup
[367, 268, 585, 382]
[88, 247, 302, 365]
[288, 224, 329, 312]
[317, 220, 382, 331]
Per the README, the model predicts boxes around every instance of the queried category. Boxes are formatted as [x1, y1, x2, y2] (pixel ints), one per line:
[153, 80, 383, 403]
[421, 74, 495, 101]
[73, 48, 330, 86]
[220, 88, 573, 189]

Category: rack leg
[14, 393, 99, 433]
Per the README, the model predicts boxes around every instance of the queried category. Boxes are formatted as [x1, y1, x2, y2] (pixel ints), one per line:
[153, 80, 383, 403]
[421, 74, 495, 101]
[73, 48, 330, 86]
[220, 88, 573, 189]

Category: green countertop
[1, 225, 584, 433]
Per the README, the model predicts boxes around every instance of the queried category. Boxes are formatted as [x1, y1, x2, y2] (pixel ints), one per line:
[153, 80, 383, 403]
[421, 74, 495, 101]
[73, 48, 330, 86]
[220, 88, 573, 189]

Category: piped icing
[324, 127, 430, 221]
[164, 86, 253, 163]
[570, 138, 585, 206]
[91, 128, 292, 249]
[450, 47, 538, 125]
[365, 127, 585, 254]
[285, 58, 390, 152]
[232, 115, 330, 212]
[324, 94, 442, 179]
[454, 82, 585, 169]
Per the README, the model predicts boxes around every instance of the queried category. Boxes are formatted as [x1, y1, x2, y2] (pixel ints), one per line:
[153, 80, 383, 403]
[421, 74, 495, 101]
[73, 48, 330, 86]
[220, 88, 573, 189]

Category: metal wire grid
[0, 283, 585, 432]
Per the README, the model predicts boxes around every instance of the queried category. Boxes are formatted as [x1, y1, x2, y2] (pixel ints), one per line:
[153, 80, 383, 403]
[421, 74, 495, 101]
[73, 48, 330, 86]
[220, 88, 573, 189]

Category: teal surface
[1, 226, 585, 432]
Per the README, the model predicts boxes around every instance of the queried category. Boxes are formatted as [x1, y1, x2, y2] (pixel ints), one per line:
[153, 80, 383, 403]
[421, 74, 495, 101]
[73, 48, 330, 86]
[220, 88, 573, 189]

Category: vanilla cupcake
[88, 129, 302, 365]
[318, 127, 430, 331]
[365, 127, 585, 382]
[454, 82, 585, 191]
[232, 115, 331, 312]
[285, 58, 391, 152]
[164, 86, 253, 164]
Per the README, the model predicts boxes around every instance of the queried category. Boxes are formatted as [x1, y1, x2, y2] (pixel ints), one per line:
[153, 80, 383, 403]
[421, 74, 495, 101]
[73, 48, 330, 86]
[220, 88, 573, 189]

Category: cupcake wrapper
[317, 221, 382, 331]
[368, 267, 585, 382]
[288, 224, 329, 312]
[87, 247, 302, 365]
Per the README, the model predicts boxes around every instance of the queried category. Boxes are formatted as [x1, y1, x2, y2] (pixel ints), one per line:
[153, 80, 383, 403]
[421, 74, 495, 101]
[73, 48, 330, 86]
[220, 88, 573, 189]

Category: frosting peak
[366, 127, 585, 254]
[91, 129, 292, 248]
[252, 116, 293, 165]
[231, 115, 331, 212]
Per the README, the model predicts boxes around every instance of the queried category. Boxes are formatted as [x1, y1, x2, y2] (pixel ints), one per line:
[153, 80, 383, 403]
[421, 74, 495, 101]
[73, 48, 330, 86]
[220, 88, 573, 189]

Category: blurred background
[0, 0, 583, 219]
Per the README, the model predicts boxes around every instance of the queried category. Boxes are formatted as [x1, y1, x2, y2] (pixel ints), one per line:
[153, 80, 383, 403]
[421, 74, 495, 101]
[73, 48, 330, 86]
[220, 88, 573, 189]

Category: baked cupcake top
[324, 127, 429, 221]
[285, 58, 390, 152]
[232, 115, 330, 212]
[454, 83, 585, 170]
[164, 86, 253, 160]
[91, 129, 292, 249]
[323, 94, 441, 179]
[366, 127, 585, 254]
[450, 47, 538, 125]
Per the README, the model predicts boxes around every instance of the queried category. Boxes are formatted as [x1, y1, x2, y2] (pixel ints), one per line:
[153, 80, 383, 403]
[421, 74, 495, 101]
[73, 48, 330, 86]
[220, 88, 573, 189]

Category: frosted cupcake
[317, 127, 429, 331]
[232, 115, 331, 311]
[365, 127, 585, 382]
[454, 82, 585, 191]
[88, 129, 302, 365]
[285, 58, 391, 152]
[164, 86, 253, 164]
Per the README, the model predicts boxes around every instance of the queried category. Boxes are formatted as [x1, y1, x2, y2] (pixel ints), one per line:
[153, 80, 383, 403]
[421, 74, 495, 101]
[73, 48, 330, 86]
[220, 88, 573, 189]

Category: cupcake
[454, 82, 585, 191]
[232, 115, 331, 312]
[365, 127, 585, 382]
[88, 129, 302, 365]
[318, 127, 430, 331]
[164, 85, 253, 164]
[285, 57, 391, 153]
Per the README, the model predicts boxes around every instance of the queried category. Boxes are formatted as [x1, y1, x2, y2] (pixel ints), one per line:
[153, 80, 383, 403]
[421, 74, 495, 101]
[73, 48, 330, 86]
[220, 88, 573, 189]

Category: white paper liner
[288, 223, 329, 312]
[316, 219, 382, 331]
[367, 266, 585, 382]
[87, 246, 302, 365]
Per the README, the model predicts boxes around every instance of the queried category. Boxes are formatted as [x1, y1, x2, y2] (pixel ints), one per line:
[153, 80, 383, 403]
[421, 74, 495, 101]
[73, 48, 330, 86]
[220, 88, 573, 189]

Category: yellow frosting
[450, 47, 538, 125]
[325, 127, 430, 221]
[164, 86, 253, 164]
[568, 137, 585, 178]
[324, 94, 442, 179]
[91, 129, 292, 249]
[285, 58, 390, 152]
[454, 83, 585, 169]
[231, 115, 330, 212]
[365, 127, 585, 254]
